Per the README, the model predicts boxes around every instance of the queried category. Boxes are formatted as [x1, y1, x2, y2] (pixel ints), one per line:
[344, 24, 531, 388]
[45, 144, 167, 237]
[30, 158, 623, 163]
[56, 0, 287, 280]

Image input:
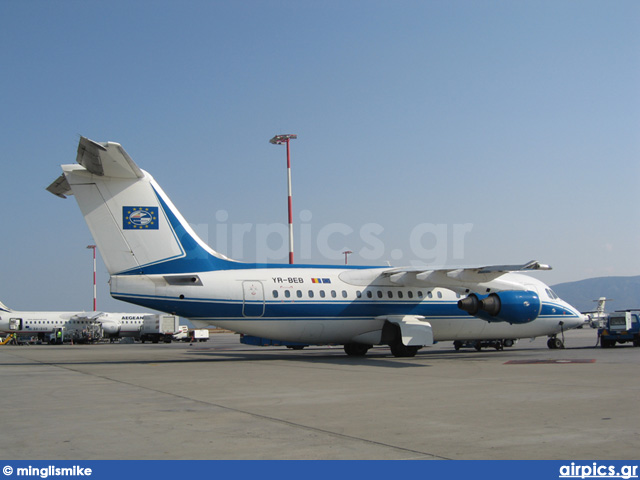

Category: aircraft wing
[71, 312, 106, 322]
[379, 260, 551, 293]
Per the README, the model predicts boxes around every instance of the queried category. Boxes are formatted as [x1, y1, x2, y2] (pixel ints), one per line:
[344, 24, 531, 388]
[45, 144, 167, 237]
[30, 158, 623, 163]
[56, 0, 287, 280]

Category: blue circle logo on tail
[123, 207, 159, 229]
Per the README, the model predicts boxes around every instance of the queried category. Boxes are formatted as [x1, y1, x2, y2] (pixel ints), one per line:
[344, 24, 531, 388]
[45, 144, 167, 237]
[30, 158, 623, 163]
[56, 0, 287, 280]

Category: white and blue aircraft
[47, 137, 585, 357]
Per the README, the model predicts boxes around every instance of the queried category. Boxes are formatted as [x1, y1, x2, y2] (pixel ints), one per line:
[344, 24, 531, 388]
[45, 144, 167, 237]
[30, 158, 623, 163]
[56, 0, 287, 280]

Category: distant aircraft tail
[47, 137, 239, 276]
[0, 301, 12, 312]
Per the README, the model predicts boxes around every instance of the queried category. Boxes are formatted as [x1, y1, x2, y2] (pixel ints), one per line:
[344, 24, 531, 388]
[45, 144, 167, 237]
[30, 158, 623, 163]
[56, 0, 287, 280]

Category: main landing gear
[343, 342, 371, 357]
[342, 340, 421, 358]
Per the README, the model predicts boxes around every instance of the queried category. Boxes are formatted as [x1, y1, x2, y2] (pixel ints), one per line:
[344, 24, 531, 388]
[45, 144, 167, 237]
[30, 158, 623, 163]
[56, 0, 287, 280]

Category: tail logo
[123, 207, 159, 230]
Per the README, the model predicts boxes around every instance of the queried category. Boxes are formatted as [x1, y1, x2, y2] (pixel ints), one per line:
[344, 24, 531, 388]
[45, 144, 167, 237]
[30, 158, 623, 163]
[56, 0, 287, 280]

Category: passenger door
[9, 318, 22, 331]
[242, 281, 265, 317]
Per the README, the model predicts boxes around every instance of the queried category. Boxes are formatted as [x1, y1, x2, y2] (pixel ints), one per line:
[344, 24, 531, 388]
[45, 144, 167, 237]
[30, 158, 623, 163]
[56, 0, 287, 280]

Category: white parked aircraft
[47, 137, 585, 357]
[0, 300, 149, 341]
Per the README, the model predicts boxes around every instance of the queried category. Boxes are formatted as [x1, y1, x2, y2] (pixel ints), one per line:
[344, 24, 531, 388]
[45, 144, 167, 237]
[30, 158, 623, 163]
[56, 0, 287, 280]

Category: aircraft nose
[565, 311, 587, 330]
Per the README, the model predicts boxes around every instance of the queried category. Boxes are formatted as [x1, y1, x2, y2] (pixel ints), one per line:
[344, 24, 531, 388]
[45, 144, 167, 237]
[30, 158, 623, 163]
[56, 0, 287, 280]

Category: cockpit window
[545, 288, 558, 300]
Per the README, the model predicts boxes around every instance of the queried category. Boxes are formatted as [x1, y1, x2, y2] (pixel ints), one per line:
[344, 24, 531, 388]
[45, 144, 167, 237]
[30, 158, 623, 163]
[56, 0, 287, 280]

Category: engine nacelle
[458, 290, 541, 324]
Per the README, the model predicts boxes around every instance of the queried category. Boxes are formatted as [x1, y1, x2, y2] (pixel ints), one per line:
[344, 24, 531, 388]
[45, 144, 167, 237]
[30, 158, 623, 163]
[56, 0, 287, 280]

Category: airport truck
[192, 329, 210, 342]
[140, 315, 179, 343]
[599, 311, 640, 348]
[173, 325, 189, 341]
[173, 326, 210, 342]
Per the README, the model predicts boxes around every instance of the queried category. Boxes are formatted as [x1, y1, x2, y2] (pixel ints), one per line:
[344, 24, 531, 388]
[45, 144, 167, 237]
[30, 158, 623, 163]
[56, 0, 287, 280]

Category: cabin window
[407, 291, 414, 299]
[308, 290, 314, 298]
[437, 291, 442, 299]
[272, 290, 278, 298]
[284, 290, 291, 298]
[388, 291, 393, 299]
[342, 290, 347, 298]
[427, 292, 433, 299]
[296, 290, 302, 298]
[320, 290, 326, 298]
[418, 291, 424, 298]
[398, 291, 403, 299]
[356, 291, 362, 298]
[331, 290, 337, 298]
[377, 291, 383, 299]
[367, 291, 373, 299]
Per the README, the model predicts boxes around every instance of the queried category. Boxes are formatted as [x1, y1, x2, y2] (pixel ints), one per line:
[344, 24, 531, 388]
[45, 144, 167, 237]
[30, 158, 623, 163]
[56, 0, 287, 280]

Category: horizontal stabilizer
[76, 136, 144, 179]
[46, 174, 71, 198]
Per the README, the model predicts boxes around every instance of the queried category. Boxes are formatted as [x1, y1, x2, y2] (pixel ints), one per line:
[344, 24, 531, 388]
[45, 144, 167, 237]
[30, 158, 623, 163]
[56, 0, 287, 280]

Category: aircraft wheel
[474, 342, 482, 351]
[287, 345, 305, 350]
[503, 339, 514, 348]
[547, 337, 564, 349]
[389, 342, 420, 358]
[454, 341, 462, 351]
[344, 343, 370, 356]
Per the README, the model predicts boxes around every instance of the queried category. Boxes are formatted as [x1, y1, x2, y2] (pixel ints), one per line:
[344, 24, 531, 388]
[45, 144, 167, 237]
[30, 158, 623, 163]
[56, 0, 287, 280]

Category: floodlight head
[270, 134, 297, 145]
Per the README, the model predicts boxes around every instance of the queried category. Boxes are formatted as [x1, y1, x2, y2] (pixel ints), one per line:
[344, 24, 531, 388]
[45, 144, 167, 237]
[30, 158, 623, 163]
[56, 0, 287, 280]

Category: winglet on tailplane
[47, 137, 237, 276]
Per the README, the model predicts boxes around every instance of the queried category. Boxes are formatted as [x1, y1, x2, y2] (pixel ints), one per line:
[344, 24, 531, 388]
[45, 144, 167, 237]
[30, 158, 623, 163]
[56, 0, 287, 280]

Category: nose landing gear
[547, 336, 565, 349]
[547, 321, 566, 349]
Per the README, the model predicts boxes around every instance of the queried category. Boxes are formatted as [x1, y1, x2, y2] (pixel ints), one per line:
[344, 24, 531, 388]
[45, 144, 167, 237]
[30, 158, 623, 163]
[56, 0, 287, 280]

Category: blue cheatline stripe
[112, 291, 461, 316]
[112, 292, 572, 321]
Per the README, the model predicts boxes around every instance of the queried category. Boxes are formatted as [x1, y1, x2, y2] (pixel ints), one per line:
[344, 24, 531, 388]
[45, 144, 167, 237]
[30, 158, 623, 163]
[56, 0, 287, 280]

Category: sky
[1, 0, 639, 313]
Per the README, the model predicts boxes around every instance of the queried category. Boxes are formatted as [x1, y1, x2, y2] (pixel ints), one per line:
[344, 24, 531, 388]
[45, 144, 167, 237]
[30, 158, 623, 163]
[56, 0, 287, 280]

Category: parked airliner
[0, 300, 149, 341]
[47, 137, 585, 357]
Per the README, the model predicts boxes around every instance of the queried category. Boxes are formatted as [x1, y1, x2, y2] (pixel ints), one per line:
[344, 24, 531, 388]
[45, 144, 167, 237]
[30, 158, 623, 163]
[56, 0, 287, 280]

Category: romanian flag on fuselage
[311, 278, 331, 284]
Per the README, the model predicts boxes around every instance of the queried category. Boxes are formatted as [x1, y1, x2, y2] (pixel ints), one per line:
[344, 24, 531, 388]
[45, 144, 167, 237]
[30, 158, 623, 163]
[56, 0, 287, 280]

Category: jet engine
[458, 290, 541, 324]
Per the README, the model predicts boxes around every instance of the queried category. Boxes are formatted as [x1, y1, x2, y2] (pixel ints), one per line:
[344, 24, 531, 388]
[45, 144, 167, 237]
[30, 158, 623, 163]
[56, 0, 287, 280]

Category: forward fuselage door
[9, 318, 23, 331]
[242, 281, 265, 317]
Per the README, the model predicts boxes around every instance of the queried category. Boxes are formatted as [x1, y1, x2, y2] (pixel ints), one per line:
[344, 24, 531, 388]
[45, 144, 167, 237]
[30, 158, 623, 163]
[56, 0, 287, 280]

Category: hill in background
[552, 276, 640, 313]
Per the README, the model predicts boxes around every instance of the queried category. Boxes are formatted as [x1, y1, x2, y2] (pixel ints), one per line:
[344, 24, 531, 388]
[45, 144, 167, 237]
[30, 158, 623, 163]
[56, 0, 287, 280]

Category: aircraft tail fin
[47, 137, 238, 276]
[0, 301, 12, 312]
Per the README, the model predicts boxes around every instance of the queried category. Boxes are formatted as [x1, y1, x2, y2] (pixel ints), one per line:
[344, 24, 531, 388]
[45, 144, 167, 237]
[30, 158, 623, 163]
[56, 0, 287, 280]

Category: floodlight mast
[269, 134, 297, 264]
[86, 245, 97, 311]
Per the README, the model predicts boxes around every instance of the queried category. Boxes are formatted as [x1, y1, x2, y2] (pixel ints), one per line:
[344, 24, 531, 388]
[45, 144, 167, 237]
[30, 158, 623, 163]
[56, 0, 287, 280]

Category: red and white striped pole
[270, 134, 297, 264]
[86, 245, 97, 311]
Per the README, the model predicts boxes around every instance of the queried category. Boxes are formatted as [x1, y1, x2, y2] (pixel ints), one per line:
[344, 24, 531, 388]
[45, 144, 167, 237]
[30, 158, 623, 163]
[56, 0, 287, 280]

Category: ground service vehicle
[599, 311, 640, 348]
[140, 315, 180, 343]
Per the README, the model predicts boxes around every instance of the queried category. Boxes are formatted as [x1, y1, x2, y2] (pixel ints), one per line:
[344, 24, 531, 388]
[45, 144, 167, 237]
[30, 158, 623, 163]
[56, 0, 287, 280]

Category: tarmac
[1, 328, 638, 460]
